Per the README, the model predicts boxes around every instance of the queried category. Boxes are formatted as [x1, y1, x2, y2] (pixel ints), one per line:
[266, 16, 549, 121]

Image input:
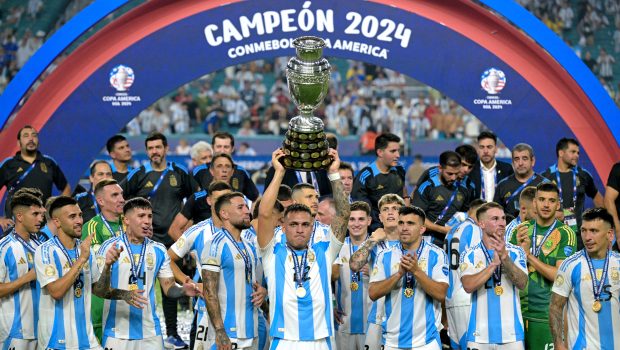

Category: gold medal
[494, 286, 504, 296]
[350, 282, 359, 291]
[404, 288, 414, 298]
[296, 287, 307, 298]
[592, 300, 602, 313]
[74, 287, 82, 298]
[128, 284, 138, 291]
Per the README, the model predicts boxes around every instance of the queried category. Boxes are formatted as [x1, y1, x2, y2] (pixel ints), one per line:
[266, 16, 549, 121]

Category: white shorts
[198, 337, 258, 350]
[270, 338, 333, 350]
[336, 331, 365, 350]
[466, 341, 524, 350]
[446, 305, 470, 350]
[102, 335, 164, 350]
[1, 338, 37, 350]
[382, 338, 441, 350]
[365, 323, 382, 350]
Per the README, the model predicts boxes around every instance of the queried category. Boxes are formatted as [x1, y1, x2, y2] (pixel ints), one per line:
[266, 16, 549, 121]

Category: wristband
[328, 172, 341, 181]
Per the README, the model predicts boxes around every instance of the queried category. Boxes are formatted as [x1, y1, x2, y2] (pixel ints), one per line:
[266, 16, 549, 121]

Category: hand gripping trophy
[282, 36, 332, 171]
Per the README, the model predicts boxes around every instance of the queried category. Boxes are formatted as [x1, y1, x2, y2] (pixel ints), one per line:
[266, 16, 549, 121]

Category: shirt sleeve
[201, 237, 222, 273]
[557, 227, 577, 260]
[369, 251, 388, 283]
[157, 247, 174, 279]
[171, 226, 198, 258]
[607, 163, 620, 191]
[351, 168, 371, 204]
[326, 229, 344, 263]
[430, 249, 450, 284]
[0, 252, 7, 281]
[510, 246, 528, 274]
[459, 249, 484, 277]
[551, 259, 574, 297]
[581, 170, 598, 198]
[35, 246, 60, 288]
[412, 182, 431, 211]
[89, 249, 101, 283]
[239, 169, 259, 201]
[51, 160, 69, 192]
[182, 169, 200, 198]
[179, 195, 196, 221]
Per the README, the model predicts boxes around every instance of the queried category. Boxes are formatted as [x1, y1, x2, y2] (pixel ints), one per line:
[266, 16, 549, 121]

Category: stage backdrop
[0, 0, 618, 191]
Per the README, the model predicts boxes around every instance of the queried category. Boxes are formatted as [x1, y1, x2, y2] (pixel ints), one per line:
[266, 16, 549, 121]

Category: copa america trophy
[282, 36, 332, 171]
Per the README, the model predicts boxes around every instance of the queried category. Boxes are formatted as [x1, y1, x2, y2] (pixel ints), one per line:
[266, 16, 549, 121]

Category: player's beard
[232, 219, 251, 231]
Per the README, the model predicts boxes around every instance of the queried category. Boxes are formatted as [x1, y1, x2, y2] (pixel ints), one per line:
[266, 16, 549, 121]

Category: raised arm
[257, 149, 285, 249]
[328, 149, 350, 243]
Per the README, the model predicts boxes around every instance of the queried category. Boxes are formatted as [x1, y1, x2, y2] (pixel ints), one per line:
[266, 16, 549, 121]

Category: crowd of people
[0, 124, 619, 350]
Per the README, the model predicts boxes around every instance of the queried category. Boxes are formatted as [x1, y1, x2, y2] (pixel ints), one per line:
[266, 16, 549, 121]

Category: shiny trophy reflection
[282, 36, 332, 171]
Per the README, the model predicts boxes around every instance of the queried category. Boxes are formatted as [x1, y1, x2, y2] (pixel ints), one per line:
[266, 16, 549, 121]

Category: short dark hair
[520, 186, 537, 203]
[292, 183, 316, 194]
[536, 182, 560, 196]
[338, 162, 354, 174]
[477, 131, 497, 144]
[476, 202, 504, 221]
[145, 132, 167, 148]
[277, 185, 293, 202]
[350, 201, 371, 216]
[14, 187, 43, 199]
[582, 207, 615, 229]
[208, 180, 232, 194]
[211, 153, 234, 166]
[556, 137, 579, 157]
[398, 205, 426, 223]
[252, 197, 284, 219]
[439, 151, 461, 167]
[455, 144, 478, 165]
[48, 196, 78, 218]
[17, 125, 36, 140]
[326, 132, 338, 150]
[213, 192, 245, 220]
[374, 133, 400, 155]
[212, 131, 235, 148]
[11, 192, 43, 215]
[469, 199, 487, 211]
[106, 134, 127, 153]
[284, 203, 313, 219]
[94, 179, 119, 196]
[123, 197, 152, 215]
[90, 160, 111, 176]
[512, 143, 534, 158]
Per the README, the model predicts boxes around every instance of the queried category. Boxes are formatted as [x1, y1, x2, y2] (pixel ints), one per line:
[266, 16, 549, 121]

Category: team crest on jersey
[27, 253, 33, 263]
[169, 174, 178, 187]
[145, 181, 154, 188]
[308, 251, 315, 263]
[18, 257, 26, 264]
[372, 267, 378, 276]
[45, 265, 55, 276]
[232, 178, 239, 190]
[195, 343, 204, 350]
[456, 193, 463, 202]
[146, 253, 154, 269]
[40, 163, 47, 173]
[176, 237, 186, 250]
[418, 259, 427, 270]
[96, 256, 105, 269]
[392, 263, 400, 272]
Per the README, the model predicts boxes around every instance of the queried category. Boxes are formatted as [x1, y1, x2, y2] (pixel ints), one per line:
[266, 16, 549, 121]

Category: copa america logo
[109, 65, 135, 92]
[480, 68, 506, 94]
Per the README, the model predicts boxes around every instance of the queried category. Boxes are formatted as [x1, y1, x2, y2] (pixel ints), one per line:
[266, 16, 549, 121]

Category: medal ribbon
[147, 166, 170, 200]
[531, 221, 558, 257]
[222, 229, 253, 283]
[121, 234, 147, 284]
[287, 244, 308, 288]
[12, 229, 41, 254]
[555, 166, 577, 209]
[8, 161, 38, 194]
[401, 241, 425, 289]
[505, 174, 537, 206]
[584, 250, 610, 302]
[435, 184, 460, 224]
[481, 242, 502, 287]
[100, 214, 123, 238]
[52, 236, 83, 289]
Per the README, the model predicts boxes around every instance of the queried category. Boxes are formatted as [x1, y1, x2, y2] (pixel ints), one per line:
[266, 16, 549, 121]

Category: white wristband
[328, 172, 341, 181]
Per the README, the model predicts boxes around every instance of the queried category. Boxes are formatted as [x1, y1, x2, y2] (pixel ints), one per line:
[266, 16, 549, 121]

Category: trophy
[282, 36, 332, 171]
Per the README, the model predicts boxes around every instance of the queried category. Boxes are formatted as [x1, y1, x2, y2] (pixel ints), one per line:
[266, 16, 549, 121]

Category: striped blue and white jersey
[334, 237, 372, 334]
[444, 217, 482, 308]
[460, 242, 527, 344]
[274, 221, 331, 245]
[171, 218, 219, 322]
[370, 242, 449, 349]
[35, 239, 101, 349]
[98, 236, 173, 340]
[201, 229, 260, 344]
[504, 216, 522, 242]
[367, 239, 401, 325]
[552, 250, 620, 350]
[260, 228, 343, 341]
[0, 234, 40, 341]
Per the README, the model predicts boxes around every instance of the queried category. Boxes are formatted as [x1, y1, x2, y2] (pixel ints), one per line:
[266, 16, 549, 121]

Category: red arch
[1, 0, 617, 180]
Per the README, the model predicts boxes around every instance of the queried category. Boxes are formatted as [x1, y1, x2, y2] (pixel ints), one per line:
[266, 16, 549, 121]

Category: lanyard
[555, 166, 577, 208]
[287, 244, 308, 288]
[121, 234, 147, 283]
[222, 229, 253, 283]
[100, 214, 123, 238]
[12, 229, 41, 254]
[296, 171, 320, 194]
[8, 161, 38, 193]
[480, 166, 497, 201]
[584, 250, 610, 301]
[401, 241, 425, 288]
[52, 236, 80, 267]
[505, 174, 537, 206]
[531, 221, 558, 257]
[481, 242, 501, 286]
[435, 184, 460, 224]
[90, 192, 100, 215]
[147, 167, 170, 200]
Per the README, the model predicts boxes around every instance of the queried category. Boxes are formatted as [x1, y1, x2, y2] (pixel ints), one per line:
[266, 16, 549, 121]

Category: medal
[288, 244, 309, 299]
[592, 300, 602, 313]
[481, 241, 503, 297]
[121, 234, 147, 290]
[348, 237, 365, 293]
[74, 287, 82, 298]
[296, 287, 307, 298]
[350, 281, 359, 291]
[129, 284, 138, 291]
[494, 286, 504, 296]
[404, 288, 414, 298]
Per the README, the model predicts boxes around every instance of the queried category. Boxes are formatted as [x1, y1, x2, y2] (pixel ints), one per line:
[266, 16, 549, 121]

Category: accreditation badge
[563, 208, 577, 228]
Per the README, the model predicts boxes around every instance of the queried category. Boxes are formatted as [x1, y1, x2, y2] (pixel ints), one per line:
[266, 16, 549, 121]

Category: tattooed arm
[202, 269, 232, 350]
[328, 149, 351, 243]
[349, 228, 386, 272]
[549, 292, 568, 350]
[92, 263, 148, 308]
